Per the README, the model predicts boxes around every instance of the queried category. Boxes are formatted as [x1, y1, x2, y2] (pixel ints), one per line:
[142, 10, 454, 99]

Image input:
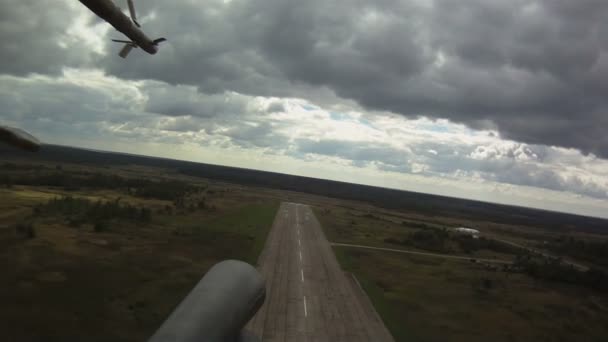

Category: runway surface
[246, 202, 394, 342]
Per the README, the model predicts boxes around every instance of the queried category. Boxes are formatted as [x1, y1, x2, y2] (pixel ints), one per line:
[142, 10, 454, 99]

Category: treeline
[384, 229, 608, 291]
[455, 235, 521, 255]
[384, 229, 520, 255]
[15, 223, 36, 239]
[130, 180, 199, 201]
[0, 171, 203, 201]
[384, 229, 450, 253]
[1, 162, 47, 171]
[402, 220, 435, 230]
[4, 145, 608, 235]
[514, 254, 608, 292]
[0, 172, 135, 190]
[35, 196, 151, 231]
[544, 236, 608, 267]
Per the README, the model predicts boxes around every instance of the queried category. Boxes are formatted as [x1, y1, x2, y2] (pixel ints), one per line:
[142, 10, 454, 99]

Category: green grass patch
[333, 246, 608, 342]
[0, 177, 279, 341]
[335, 247, 416, 341]
[322, 206, 608, 342]
[199, 201, 279, 264]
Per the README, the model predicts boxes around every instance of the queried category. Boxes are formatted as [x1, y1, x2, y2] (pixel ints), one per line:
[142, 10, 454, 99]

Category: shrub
[15, 223, 35, 239]
[94, 221, 107, 232]
[37, 196, 153, 226]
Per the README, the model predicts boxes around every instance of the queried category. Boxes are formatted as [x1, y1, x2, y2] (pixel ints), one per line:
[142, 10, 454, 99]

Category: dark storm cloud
[0, 0, 92, 75]
[421, 0, 608, 157]
[98, 0, 288, 96]
[142, 83, 250, 118]
[0, 73, 136, 123]
[3, 0, 608, 158]
[0, 73, 128, 143]
[99, 0, 428, 97]
[98, 0, 608, 157]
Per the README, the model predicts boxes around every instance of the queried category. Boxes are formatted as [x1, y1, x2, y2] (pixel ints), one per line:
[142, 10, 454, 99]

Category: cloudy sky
[1, 0, 607, 218]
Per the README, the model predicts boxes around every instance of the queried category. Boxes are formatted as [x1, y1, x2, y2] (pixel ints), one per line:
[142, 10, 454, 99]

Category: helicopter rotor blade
[127, 0, 140, 27]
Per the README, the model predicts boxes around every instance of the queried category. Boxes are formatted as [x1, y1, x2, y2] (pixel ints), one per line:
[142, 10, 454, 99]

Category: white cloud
[1, 68, 608, 218]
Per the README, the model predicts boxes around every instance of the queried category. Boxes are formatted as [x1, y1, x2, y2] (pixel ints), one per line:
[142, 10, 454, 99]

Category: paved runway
[246, 202, 394, 342]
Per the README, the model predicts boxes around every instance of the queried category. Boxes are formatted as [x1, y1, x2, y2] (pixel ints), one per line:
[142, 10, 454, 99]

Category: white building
[452, 227, 480, 238]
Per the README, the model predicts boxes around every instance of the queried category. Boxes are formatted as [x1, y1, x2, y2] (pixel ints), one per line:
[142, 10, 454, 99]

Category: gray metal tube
[148, 260, 265, 342]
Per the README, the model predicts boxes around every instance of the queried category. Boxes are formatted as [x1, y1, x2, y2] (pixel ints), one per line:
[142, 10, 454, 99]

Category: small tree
[139, 207, 151, 222]
[198, 198, 207, 210]
[482, 278, 493, 290]
[15, 223, 36, 239]
[94, 221, 107, 232]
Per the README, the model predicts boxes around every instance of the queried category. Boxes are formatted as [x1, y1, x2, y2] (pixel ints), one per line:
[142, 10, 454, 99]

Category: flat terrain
[2, 152, 608, 341]
[334, 246, 608, 342]
[316, 205, 608, 342]
[247, 202, 393, 341]
[0, 162, 279, 341]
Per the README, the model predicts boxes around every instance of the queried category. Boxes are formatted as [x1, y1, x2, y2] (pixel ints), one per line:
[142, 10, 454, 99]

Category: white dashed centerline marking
[303, 296, 308, 317]
[299, 251, 302, 261]
[301, 269, 304, 282]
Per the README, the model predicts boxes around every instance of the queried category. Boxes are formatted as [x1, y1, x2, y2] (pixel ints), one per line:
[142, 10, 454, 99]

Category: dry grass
[0, 165, 279, 341]
[320, 204, 608, 342]
[336, 245, 608, 342]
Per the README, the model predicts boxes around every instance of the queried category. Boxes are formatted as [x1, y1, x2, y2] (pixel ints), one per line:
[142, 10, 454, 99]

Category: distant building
[452, 227, 480, 238]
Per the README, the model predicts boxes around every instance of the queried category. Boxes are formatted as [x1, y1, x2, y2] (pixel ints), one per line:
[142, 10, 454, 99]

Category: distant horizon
[37, 142, 608, 221]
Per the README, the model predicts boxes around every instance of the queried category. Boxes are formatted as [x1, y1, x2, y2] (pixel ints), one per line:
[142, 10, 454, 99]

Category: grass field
[175, 201, 279, 265]
[336, 246, 608, 342]
[318, 205, 608, 342]
[315, 206, 516, 262]
[0, 171, 279, 341]
[3, 158, 608, 341]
